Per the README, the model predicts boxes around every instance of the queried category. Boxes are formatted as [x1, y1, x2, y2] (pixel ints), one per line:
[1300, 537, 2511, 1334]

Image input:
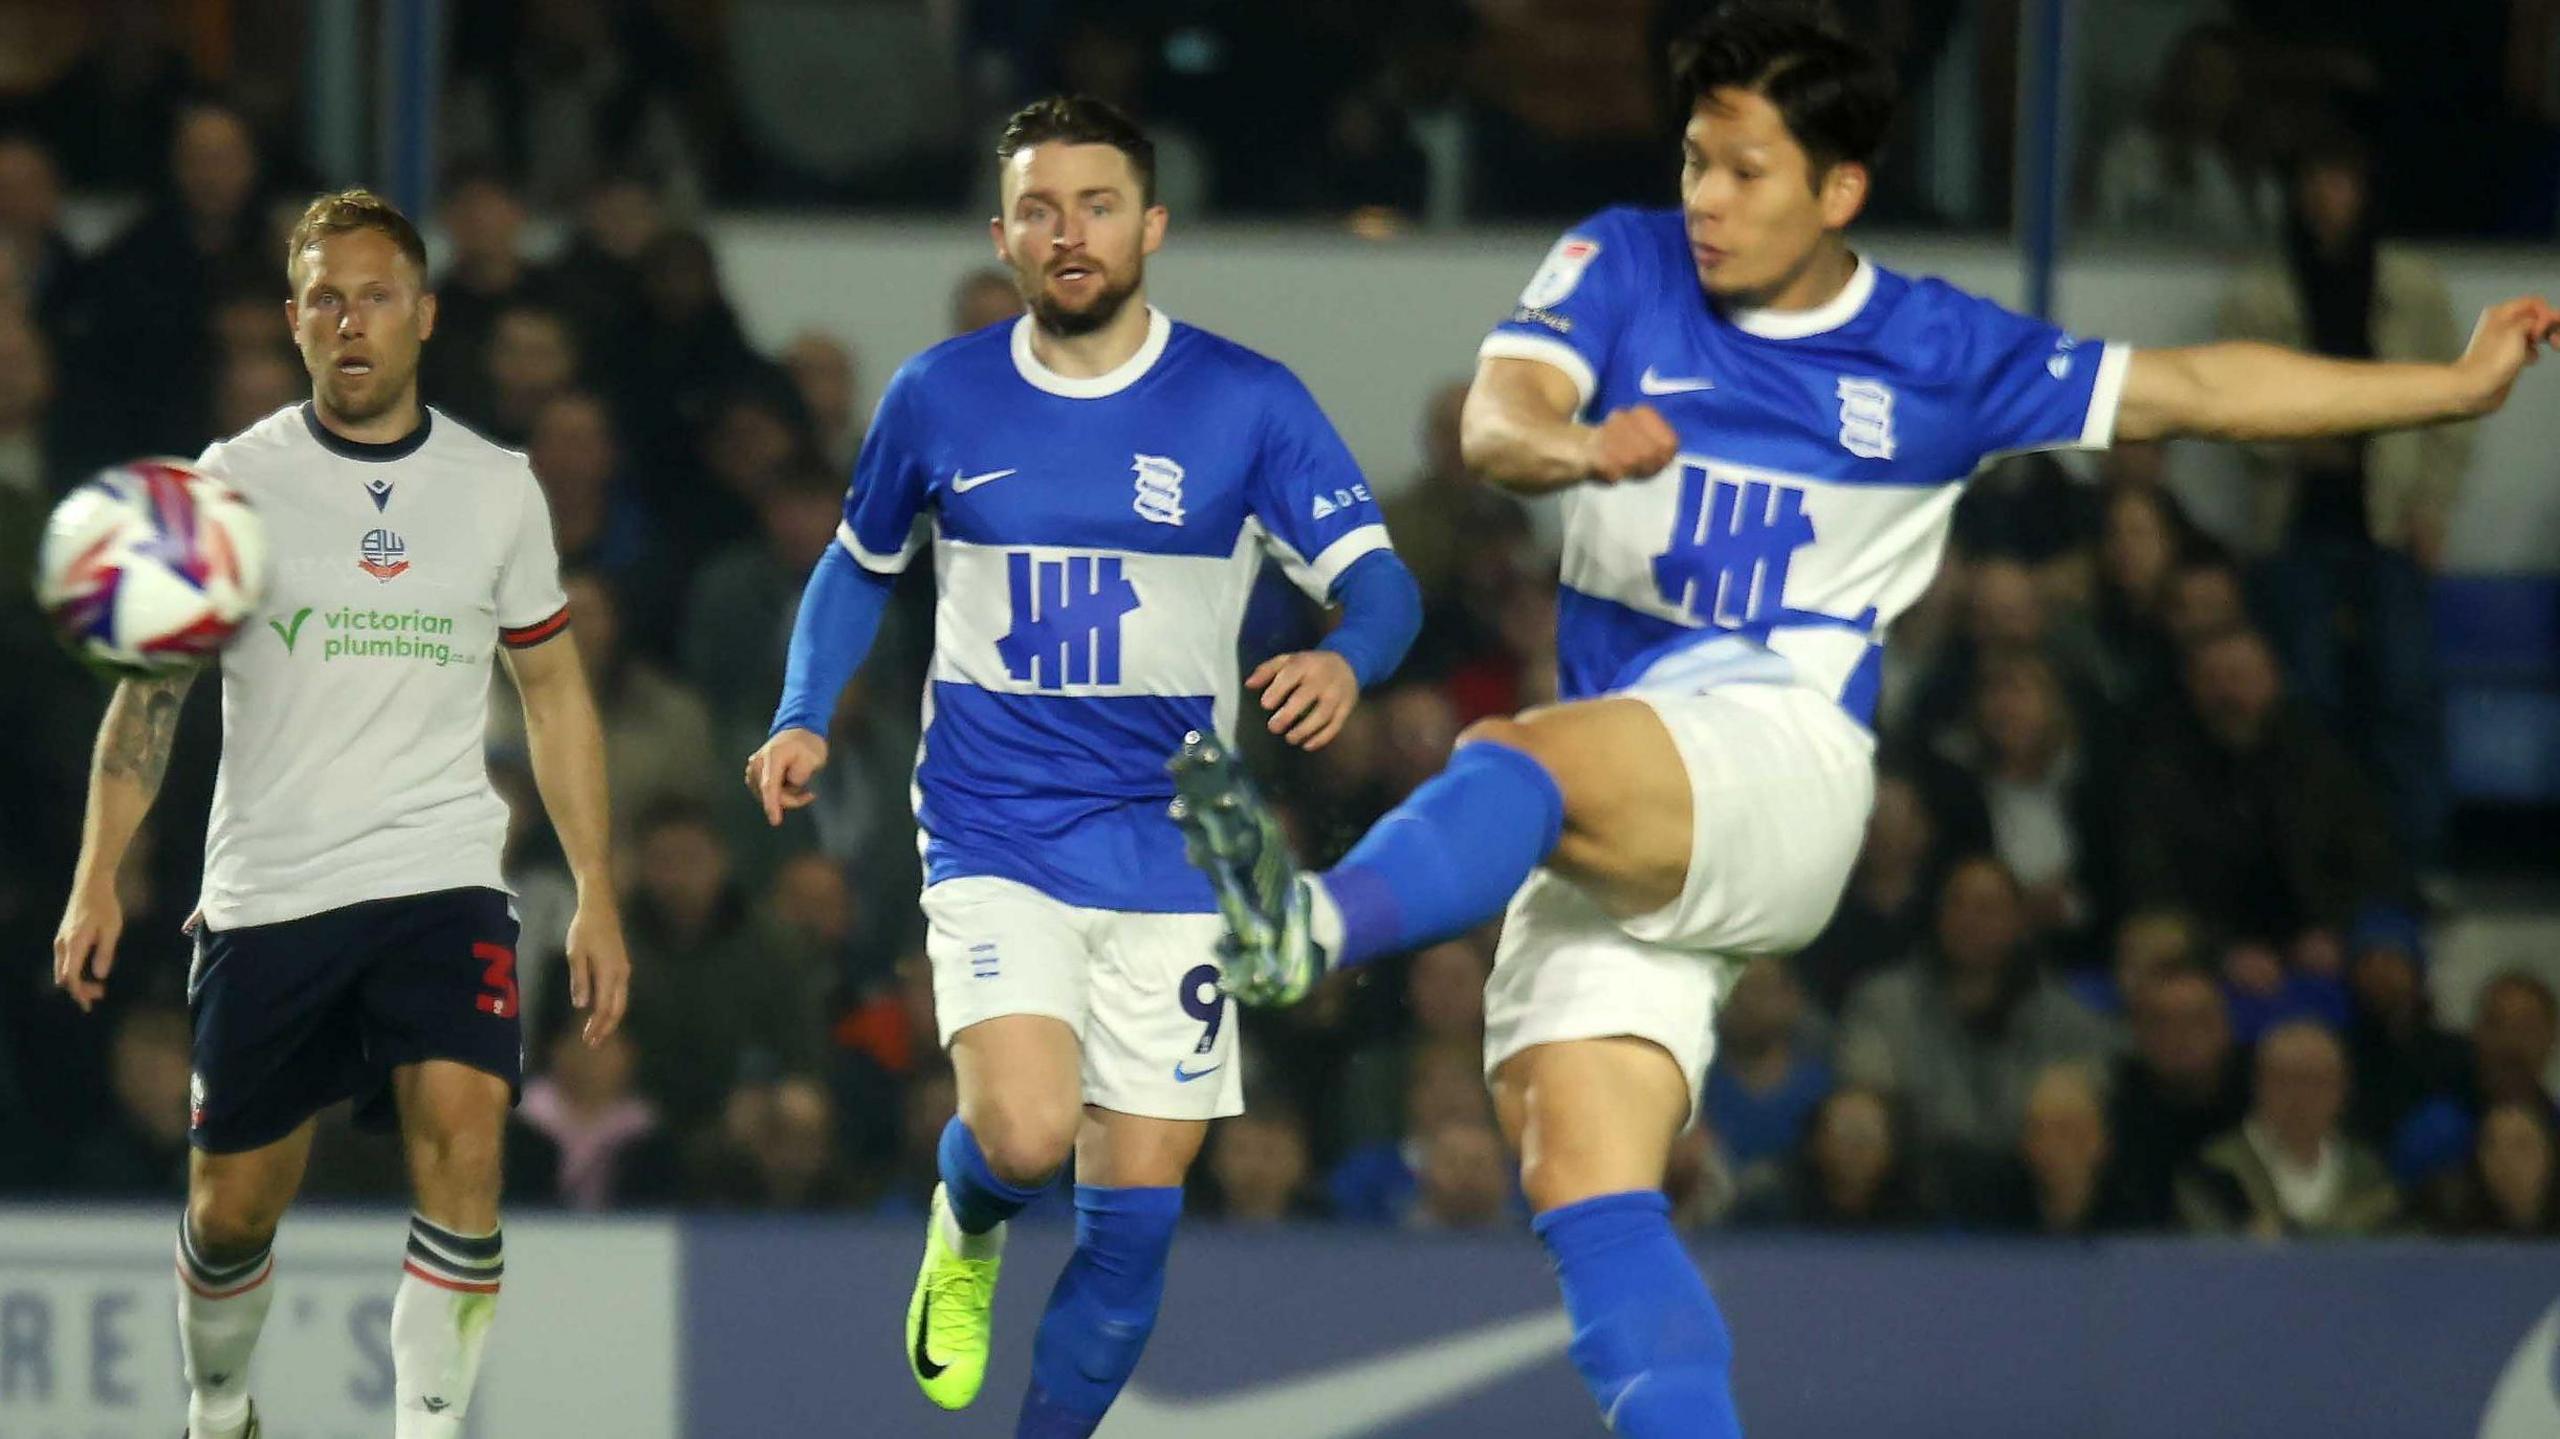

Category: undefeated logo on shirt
[1654, 468, 1818, 630]
[997, 553, 1141, 689]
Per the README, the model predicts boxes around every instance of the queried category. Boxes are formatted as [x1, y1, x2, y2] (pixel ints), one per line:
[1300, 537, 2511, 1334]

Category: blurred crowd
[3, 4, 2557, 1240]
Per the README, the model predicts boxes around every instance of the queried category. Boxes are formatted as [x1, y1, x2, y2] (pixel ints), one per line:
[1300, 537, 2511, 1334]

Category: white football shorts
[921, 875, 1243, 1121]
[1483, 679, 1875, 1103]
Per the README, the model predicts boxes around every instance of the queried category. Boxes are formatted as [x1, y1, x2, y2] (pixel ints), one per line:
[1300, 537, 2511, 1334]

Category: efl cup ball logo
[35, 458, 268, 674]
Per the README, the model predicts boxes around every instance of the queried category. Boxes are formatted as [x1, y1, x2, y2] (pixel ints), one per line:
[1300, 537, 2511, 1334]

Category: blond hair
[285, 188, 428, 287]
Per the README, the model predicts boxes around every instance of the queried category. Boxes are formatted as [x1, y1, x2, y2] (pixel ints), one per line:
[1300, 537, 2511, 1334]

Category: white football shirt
[193, 403, 568, 929]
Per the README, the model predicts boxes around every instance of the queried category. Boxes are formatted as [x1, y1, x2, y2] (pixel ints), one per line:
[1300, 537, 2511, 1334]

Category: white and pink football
[35, 458, 268, 675]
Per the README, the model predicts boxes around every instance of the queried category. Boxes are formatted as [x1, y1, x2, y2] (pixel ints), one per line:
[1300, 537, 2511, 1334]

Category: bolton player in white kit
[50, 191, 630, 1439]
[745, 97, 1419, 1437]
[1172, 5, 2560, 1436]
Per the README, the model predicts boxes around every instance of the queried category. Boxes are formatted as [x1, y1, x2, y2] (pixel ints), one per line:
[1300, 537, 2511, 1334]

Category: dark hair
[996, 95, 1157, 205]
[286, 188, 430, 287]
[1668, 1, 1897, 178]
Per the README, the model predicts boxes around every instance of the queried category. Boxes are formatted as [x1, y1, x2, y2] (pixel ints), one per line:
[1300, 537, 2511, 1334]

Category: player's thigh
[1080, 910, 1242, 1126]
[1467, 697, 1693, 919]
[1492, 1036, 1692, 1215]
[929, 877, 1096, 1152]
[1076, 1107, 1208, 1190]
[392, 1059, 512, 1228]
[187, 1123, 318, 1256]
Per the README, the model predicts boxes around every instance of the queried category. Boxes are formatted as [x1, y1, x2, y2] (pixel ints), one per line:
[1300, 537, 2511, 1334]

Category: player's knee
[963, 1098, 1077, 1187]
[1456, 715, 1538, 758]
[187, 1186, 283, 1262]
[405, 1110, 505, 1195]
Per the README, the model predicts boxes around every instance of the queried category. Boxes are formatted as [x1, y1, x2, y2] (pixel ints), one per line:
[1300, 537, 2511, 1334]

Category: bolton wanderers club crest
[1132, 454, 1185, 527]
[358, 527, 410, 581]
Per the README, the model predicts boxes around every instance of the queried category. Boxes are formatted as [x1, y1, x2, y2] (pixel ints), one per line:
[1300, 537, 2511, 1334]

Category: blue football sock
[938, 1118, 1050, 1235]
[1319, 739, 1565, 970]
[1534, 1191, 1741, 1439]
[1015, 1185, 1184, 1438]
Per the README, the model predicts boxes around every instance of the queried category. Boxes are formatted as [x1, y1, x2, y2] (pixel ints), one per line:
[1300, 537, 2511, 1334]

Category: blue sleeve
[1479, 208, 1642, 413]
[1954, 291, 2132, 460]
[1316, 548, 1422, 689]
[840, 364, 934, 575]
[768, 543, 896, 736]
[1246, 364, 1393, 600]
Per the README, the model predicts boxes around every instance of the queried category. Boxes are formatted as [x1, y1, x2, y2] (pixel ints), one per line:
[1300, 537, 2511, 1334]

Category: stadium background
[4, 1, 2560, 1434]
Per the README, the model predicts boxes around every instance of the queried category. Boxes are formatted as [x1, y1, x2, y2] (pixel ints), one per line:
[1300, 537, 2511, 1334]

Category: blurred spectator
[2219, 130, 2469, 872]
[2091, 477, 2199, 717]
[686, 1076, 862, 1210]
[1952, 1062, 2140, 1234]
[58, 101, 274, 469]
[62, 1004, 191, 1195]
[621, 800, 827, 1133]
[18, 0, 191, 192]
[421, 163, 541, 420]
[872, 1062, 960, 1215]
[1329, 1041, 1490, 1224]
[1731, 1086, 1932, 1230]
[2423, 1102, 2560, 1238]
[2339, 906, 2466, 1148]
[480, 302, 585, 446]
[1839, 855, 2117, 1166]
[1382, 380, 1511, 605]
[2122, 626, 2397, 982]
[2090, 25, 2277, 245]
[1411, 1118, 1514, 1230]
[949, 266, 1023, 335]
[1795, 768, 1947, 1014]
[0, 133, 77, 342]
[1206, 1106, 1324, 1222]
[683, 465, 843, 761]
[516, 1020, 681, 1210]
[1664, 1124, 1735, 1231]
[2069, 907, 2204, 1018]
[1902, 554, 2107, 757]
[780, 330, 862, 472]
[2398, 971, 2560, 1180]
[624, 229, 769, 455]
[547, 169, 665, 362]
[210, 344, 301, 438]
[1702, 960, 1835, 1179]
[2178, 1020, 2400, 1237]
[1051, 17, 1209, 215]
[528, 389, 670, 641]
[726, 0, 966, 206]
[444, 0, 703, 211]
[493, 570, 717, 852]
[2159, 550, 2250, 649]
[1947, 648, 2120, 956]
[2108, 965, 2248, 1226]
[658, 374, 812, 576]
[0, 311, 57, 598]
[1405, 939, 1489, 1047]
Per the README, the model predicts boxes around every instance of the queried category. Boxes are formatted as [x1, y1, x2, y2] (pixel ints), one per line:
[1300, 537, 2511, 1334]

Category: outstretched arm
[502, 632, 629, 1044]
[2117, 296, 2560, 443]
[54, 669, 197, 1010]
[745, 543, 896, 823]
[1461, 357, 1680, 495]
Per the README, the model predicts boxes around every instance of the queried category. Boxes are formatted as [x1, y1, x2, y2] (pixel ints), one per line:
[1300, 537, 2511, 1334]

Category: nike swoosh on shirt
[1099, 1307, 1571, 1438]
[951, 468, 1019, 493]
[1638, 367, 1715, 395]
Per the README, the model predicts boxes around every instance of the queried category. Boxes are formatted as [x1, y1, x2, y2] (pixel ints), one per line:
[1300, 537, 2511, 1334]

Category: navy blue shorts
[187, 886, 524, 1154]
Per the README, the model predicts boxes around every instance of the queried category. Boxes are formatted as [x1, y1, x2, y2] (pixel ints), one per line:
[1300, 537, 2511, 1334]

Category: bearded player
[745, 97, 1420, 1436]
[52, 190, 629, 1439]
[1171, 6, 2560, 1436]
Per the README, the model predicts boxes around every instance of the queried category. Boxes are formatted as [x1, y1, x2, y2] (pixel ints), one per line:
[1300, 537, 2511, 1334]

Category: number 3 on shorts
[473, 941, 518, 1018]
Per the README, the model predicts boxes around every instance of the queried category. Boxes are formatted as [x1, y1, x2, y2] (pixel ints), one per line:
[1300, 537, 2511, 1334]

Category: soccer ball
[35, 458, 268, 675]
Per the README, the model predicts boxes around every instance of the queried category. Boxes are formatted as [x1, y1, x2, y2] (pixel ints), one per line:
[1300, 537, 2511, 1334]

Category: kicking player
[1172, 6, 2560, 1436]
[50, 190, 630, 1439]
[743, 97, 1420, 1437]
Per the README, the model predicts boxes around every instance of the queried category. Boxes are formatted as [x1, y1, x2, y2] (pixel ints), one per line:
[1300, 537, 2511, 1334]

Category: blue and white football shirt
[1481, 206, 2130, 721]
[843, 307, 1390, 912]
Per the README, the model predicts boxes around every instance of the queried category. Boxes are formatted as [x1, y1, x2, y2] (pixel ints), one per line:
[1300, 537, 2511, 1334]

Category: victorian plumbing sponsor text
[270, 605, 465, 666]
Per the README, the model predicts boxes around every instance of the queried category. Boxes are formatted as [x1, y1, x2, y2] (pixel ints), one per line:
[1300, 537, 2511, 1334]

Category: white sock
[176, 1218, 276, 1439]
[392, 1214, 504, 1439]
[936, 1184, 1007, 1261]
[1305, 875, 1346, 961]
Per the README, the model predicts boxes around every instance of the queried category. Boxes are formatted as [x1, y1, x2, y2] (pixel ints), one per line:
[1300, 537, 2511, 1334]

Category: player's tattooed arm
[97, 670, 197, 793]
